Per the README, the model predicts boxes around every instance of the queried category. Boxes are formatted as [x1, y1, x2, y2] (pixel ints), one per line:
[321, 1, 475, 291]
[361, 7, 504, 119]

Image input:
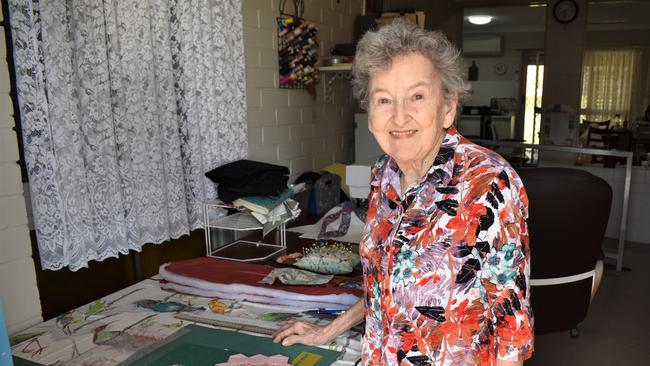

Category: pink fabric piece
[215, 353, 290, 366]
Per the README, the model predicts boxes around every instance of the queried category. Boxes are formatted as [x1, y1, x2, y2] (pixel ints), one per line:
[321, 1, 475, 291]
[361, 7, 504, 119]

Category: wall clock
[553, 0, 579, 24]
[494, 62, 507, 76]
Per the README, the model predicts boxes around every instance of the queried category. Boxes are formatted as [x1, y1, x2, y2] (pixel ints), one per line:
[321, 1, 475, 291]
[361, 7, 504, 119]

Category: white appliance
[354, 113, 383, 165]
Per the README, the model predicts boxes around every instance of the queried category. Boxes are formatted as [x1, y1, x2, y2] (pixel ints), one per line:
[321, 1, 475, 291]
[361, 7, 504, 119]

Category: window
[581, 49, 640, 125]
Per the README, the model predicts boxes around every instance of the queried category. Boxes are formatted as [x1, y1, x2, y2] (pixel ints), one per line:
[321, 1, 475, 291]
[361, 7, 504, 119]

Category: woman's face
[367, 52, 457, 170]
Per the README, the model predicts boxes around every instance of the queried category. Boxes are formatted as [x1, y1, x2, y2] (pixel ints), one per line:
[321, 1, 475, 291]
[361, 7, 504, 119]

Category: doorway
[521, 51, 544, 144]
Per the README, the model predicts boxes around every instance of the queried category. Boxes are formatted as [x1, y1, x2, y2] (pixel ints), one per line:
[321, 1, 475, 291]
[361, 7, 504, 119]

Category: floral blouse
[359, 128, 534, 365]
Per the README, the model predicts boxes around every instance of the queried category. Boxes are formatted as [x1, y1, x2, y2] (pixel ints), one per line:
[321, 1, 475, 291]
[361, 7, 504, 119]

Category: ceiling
[463, 0, 650, 33]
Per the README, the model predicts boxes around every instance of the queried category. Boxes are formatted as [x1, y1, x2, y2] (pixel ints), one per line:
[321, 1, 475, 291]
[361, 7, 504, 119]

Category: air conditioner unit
[463, 35, 503, 57]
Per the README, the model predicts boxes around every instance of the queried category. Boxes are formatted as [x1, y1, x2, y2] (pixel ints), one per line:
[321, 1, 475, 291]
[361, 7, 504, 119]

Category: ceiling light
[468, 15, 492, 25]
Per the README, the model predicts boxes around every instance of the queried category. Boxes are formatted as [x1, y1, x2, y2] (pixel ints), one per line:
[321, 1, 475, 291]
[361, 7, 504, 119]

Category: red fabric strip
[162, 257, 363, 298]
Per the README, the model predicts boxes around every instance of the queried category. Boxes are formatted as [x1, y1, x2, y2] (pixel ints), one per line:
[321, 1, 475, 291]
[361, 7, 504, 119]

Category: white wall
[242, 0, 362, 182]
[463, 32, 545, 107]
[0, 8, 43, 333]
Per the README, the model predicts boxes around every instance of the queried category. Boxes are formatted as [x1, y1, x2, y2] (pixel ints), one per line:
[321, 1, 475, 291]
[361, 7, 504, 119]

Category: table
[10, 207, 364, 365]
[10, 275, 362, 365]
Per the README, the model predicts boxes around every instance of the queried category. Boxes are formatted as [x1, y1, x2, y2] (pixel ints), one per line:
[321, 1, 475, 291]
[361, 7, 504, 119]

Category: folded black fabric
[205, 160, 290, 202]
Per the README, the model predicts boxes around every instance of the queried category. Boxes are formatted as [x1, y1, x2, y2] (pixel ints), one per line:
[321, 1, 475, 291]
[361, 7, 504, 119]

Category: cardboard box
[376, 11, 425, 29]
[346, 165, 371, 187]
[348, 185, 371, 199]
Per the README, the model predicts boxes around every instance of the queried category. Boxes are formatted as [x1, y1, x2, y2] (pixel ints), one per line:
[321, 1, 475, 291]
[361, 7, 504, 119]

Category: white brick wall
[0, 7, 43, 333]
[242, 0, 360, 182]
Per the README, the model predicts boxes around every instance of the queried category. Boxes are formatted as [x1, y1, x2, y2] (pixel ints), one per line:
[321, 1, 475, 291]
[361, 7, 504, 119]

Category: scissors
[225, 300, 244, 313]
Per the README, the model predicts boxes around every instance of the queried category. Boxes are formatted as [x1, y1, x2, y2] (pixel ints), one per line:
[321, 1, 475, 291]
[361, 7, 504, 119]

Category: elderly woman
[273, 20, 534, 365]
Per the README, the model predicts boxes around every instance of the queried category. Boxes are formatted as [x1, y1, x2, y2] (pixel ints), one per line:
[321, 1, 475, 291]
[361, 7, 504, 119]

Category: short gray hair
[352, 20, 470, 111]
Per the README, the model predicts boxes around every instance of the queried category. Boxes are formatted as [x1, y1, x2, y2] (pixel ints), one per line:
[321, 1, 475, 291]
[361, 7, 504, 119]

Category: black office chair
[517, 167, 612, 337]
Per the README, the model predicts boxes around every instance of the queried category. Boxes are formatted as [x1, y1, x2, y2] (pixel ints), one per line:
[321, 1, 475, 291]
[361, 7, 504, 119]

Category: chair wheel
[570, 327, 579, 338]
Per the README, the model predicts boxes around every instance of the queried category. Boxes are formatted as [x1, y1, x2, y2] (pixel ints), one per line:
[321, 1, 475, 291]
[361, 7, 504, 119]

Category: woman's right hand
[272, 319, 333, 346]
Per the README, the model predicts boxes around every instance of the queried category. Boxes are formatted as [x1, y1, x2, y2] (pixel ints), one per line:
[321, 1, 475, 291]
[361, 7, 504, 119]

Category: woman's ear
[443, 94, 458, 129]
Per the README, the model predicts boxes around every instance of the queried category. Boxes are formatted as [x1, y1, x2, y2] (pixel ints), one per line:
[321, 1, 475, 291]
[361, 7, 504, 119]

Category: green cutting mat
[13, 356, 44, 366]
[123, 324, 341, 366]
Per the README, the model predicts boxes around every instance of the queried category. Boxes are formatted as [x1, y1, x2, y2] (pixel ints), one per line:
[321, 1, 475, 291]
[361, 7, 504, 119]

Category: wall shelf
[318, 63, 352, 72]
[318, 64, 352, 103]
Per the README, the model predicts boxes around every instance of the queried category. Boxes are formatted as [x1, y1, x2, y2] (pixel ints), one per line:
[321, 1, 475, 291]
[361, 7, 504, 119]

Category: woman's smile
[389, 129, 418, 138]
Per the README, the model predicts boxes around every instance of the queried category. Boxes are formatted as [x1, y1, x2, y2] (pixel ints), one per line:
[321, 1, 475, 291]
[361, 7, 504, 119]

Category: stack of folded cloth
[158, 257, 362, 309]
[205, 160, 290, 202]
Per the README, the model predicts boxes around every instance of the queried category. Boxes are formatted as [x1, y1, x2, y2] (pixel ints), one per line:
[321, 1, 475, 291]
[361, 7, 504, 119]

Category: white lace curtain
[581, 49, 641, 124]
[8, 0, 247, 271]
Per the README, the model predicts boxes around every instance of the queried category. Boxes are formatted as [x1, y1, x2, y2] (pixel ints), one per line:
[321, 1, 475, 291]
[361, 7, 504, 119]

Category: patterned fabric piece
[7, 0, 247, 270]
[359, 128, 534, 365]
[318, 202, 355, 240]
[258, 268, 334, 286]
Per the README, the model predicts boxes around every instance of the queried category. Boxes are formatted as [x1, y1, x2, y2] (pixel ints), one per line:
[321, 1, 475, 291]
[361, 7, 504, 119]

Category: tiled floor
[527, 240, 650, 365]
